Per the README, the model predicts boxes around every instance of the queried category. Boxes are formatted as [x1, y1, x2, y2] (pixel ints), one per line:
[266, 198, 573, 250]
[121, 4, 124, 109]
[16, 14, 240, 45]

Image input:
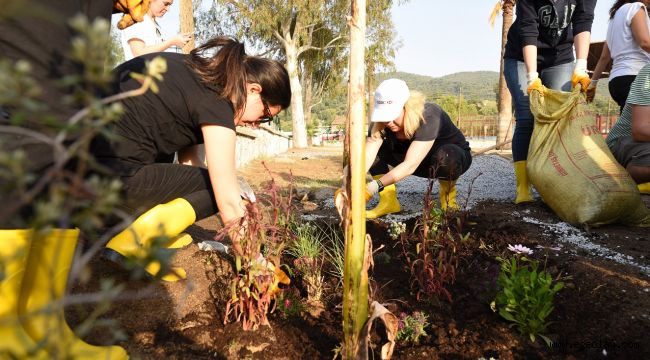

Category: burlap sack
[528, 87, 650, 227]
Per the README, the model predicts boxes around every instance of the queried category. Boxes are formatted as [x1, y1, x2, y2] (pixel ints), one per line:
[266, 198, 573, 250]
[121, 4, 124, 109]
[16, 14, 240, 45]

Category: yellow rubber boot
[638, 182, 650, 194]
[514, 161, 533, 204]
[366, 175, 401, 219]
[105, 198, 196, 282]
[439, 180, 460, 211]
[17, 229, 128, 359]
[0, 229, 49, 359]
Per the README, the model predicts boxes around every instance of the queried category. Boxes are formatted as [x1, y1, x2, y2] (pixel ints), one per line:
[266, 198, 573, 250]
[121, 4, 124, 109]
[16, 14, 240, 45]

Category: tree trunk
[303, 72, 313, 129]
[343, 0, 368, 358]
[179, 0, 195, 53]
[496, 0, 514, 149]
[285, 44, 309, 148]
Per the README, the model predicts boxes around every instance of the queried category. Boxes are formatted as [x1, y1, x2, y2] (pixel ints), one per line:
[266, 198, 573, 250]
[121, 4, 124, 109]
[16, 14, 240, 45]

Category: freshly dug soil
[68, 146, 650, 359]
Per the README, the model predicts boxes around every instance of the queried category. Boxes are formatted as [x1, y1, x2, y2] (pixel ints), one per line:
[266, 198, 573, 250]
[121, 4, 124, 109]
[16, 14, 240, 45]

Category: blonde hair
[370, 90, 426, 139]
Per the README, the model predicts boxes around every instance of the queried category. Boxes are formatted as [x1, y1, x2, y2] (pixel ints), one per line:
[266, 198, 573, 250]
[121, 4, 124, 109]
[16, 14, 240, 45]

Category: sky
[120, 0, 612, 78]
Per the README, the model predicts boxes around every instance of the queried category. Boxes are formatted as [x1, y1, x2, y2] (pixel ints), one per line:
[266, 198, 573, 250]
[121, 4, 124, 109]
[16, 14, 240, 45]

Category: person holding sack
[503, 0, 596, 204]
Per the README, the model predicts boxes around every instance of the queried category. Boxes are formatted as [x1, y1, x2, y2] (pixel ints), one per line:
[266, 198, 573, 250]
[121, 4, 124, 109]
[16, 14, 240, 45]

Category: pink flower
[507, 244, 533, 255]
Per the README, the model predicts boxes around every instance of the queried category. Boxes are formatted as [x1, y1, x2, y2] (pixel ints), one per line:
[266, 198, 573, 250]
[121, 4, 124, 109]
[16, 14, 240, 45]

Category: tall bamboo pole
[343, 0, 368, 358]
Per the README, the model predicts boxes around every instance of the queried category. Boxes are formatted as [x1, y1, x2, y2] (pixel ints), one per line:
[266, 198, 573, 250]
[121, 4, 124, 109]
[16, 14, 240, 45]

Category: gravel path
[319, 153, 534, 222]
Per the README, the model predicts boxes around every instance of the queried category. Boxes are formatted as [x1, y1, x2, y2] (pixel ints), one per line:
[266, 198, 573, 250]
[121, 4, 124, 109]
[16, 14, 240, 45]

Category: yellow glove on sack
[526, 78, 544, 95]
[572, 59, 590, 92]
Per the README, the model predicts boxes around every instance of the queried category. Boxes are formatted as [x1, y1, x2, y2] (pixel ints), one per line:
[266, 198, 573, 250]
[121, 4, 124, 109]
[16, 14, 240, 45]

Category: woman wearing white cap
[364, 79, 472, 218]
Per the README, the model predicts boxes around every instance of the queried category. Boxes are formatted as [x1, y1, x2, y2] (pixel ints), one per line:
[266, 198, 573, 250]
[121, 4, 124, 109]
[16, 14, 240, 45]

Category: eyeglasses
[259, 100, 274, 124]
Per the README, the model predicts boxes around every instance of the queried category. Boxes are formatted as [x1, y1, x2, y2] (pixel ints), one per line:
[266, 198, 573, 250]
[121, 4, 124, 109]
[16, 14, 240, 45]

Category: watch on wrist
[376, 179, 385, 193]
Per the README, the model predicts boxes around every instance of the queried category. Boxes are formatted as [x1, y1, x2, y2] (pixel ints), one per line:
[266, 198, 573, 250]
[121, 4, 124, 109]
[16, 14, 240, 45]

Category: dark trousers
[608, 75, 637, 114]
[369, 143, 472, 181]
[119, 164, 218, 221]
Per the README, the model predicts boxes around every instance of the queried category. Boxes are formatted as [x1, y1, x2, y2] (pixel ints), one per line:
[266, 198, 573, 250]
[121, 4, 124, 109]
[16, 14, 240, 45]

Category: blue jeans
[504, 59, 573, 161]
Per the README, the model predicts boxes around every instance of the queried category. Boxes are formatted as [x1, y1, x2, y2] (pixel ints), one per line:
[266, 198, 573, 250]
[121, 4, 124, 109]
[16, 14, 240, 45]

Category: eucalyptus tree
[196, 1, 401, 148]
[490, 0, 516, 148]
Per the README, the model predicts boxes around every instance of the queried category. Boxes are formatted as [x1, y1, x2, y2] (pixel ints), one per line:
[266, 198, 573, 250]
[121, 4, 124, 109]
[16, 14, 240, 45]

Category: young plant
[398, 178, 468, 302]
[396, 311, 429, 345]
[286, 222, 325, 315]
[220, 170, 294, 330]
[323, 223, 345, 288]
[276, 288, 306, 320]
[492, 244, 564, 345]
[388, 221, 406, 240]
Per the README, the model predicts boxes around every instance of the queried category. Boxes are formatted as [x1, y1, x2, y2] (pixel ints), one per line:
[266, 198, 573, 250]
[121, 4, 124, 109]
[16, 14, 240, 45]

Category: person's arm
[178, 145, 203, 166]
[128, 32, 192, 57]
[586, 42, 611, 102]
[590, 42, 611, 83]
[202, 124, 245, 254]
[630, 6, 650, 53]
[378, 140, 434, 187]
[364, 124, 385, 174]
[631, 105, 650, 142]
[518, 0, 540, 82]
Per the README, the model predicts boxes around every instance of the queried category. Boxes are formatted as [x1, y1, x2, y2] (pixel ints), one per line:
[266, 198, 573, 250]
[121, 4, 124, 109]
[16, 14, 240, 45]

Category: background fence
[456, 113, 618, 138]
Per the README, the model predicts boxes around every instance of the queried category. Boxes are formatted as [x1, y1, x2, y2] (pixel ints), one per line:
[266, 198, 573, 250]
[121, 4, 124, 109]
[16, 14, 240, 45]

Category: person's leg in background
[610, 137, 650, 194]
[504, 58, 535, 203]
[104, 164, 218, 281]
[608, 75, 637, 114]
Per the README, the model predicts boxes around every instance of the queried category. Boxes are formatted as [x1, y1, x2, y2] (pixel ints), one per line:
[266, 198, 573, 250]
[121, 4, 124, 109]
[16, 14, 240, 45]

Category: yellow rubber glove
[572, 73, 590, 92]
[572, 59, 590, 92]
[114, 0, 150, 29]
[526, 78, 544, 95]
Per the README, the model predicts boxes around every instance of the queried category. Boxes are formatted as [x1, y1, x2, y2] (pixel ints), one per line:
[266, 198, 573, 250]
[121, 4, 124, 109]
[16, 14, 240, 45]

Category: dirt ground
[69, 144, 650, 359]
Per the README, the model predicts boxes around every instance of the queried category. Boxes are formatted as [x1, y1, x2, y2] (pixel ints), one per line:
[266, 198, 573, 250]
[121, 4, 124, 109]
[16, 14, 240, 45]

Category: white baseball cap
[371, 78, 410, 122]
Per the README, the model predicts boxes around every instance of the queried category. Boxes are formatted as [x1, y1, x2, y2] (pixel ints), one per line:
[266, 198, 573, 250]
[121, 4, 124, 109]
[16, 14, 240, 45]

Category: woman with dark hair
[588, 0, 650, 112]
[92, 36, 291, 281]
[503, 0, 596, 204]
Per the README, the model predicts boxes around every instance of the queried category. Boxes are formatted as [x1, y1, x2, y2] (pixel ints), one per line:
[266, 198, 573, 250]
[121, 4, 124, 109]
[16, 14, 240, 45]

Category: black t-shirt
[381, 103, 470, 162]
[92, 52, 235, 176]
[503, 0, 596, 70]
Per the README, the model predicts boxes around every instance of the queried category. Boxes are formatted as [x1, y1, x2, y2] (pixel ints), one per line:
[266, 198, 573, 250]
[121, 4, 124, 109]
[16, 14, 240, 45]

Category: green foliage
[396, 311, 429, 344]
[0, 14, 169, 352]
[322, 224, 345, 287]
[493, 251, 564, 346]
[276, 288, 306, 320]
[399, 180, 468, 302]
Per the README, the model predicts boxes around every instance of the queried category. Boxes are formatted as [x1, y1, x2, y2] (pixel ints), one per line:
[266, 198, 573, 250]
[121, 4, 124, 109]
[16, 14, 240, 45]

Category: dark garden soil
[68, 146, 650, 360]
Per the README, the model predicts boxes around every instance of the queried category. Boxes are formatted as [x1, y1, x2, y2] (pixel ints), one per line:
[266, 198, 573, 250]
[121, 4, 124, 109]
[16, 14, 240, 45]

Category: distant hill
[377, 71, 500, 101]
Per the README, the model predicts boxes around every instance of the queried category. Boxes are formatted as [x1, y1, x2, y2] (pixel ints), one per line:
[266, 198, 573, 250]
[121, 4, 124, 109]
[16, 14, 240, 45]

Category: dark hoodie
[504, 0, 596, 69]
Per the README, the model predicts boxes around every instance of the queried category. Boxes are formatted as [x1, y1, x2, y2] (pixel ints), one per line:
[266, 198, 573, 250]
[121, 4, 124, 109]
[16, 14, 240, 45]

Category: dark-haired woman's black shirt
[92, 52, 235, 176]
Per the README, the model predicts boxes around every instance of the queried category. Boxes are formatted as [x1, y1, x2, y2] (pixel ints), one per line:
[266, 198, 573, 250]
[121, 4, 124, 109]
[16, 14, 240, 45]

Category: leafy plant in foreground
[398, 178, 469, 302]
[220, 169, 294, 330]
[286, 222, 325, 315]
[492, 244, 564, 345]
[396, 311, 429, 345]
